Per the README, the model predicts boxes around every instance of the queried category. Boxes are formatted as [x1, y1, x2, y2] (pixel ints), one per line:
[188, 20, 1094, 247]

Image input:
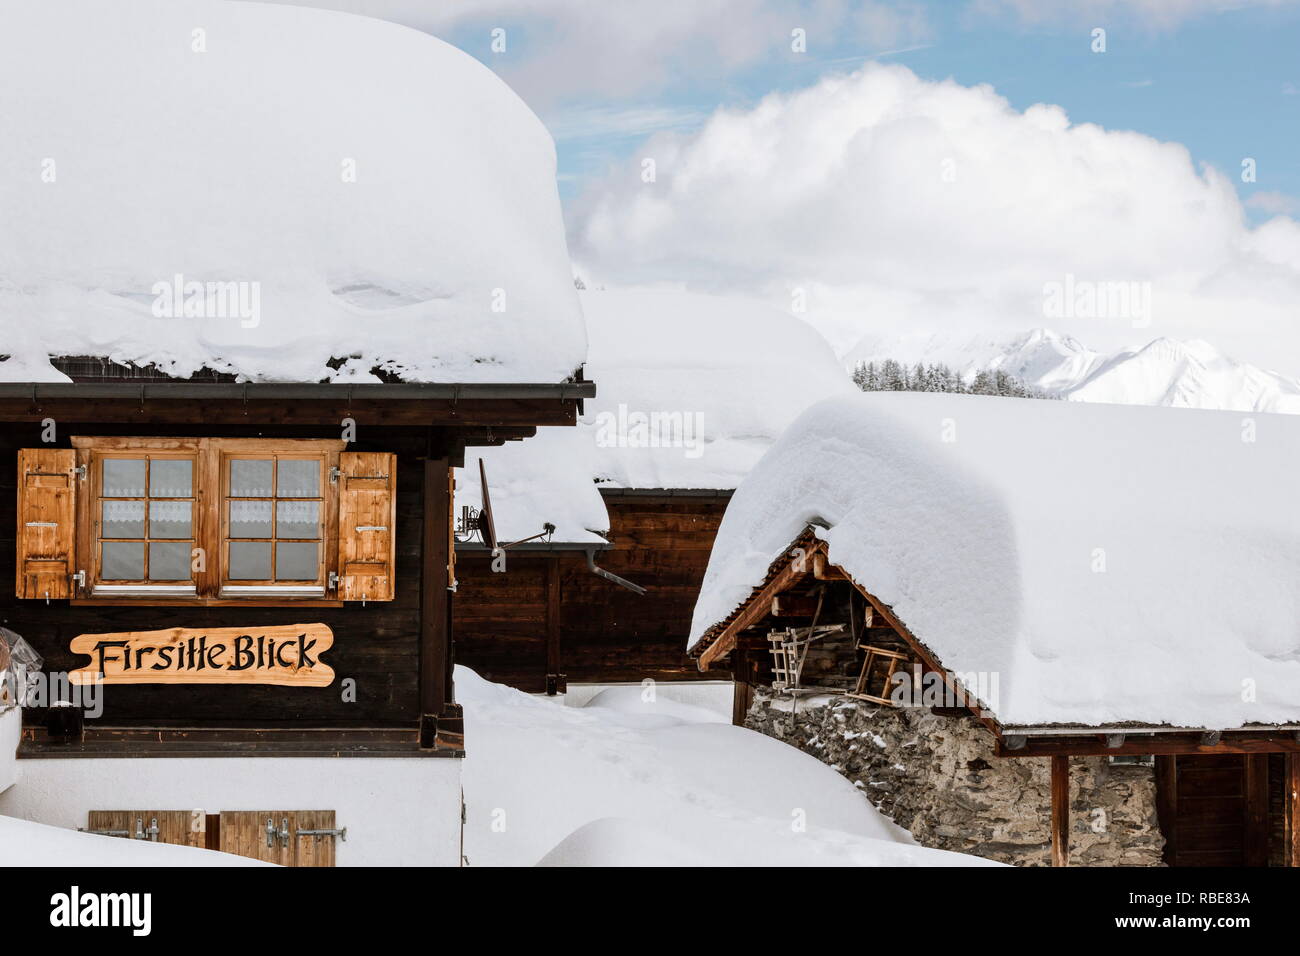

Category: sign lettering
[69, 624, 334, 686]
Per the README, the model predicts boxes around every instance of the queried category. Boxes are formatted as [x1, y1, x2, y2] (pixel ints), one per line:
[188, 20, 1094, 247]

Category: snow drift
[1, 813, 267, 866]
[0, 0, 585, 384]
[456, 666, 994, 866]
[689, 392, 1300, 730]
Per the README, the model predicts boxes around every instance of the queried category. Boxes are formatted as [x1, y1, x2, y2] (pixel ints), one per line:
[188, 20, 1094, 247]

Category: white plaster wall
[0, 755, 462, 866]
[0, 708, 20, 794]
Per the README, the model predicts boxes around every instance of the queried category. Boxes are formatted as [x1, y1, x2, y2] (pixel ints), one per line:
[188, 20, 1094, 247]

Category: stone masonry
[747, 688, 1165, 866]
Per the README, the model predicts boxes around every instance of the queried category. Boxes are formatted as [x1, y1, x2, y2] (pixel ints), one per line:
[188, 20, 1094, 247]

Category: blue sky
[275, 1, 1300, 368]
[425, 1, 1300, 217]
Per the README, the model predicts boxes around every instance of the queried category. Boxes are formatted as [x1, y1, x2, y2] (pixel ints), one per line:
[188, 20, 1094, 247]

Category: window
[95, 453, 197, 596]
[15, 438, 397, 605]
[222, 452, 327, 597]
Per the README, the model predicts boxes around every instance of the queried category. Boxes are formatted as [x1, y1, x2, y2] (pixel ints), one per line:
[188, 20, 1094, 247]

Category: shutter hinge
[328, 571, 339, 591]
[266, 816, 290, 849]
[72, 569, 86, 590]
[329, 466, 342, 484]
[74, 464, 87, 480]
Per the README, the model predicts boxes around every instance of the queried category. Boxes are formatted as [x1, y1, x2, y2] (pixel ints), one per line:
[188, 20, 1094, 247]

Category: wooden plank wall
[453, 493, 732, 692]
[0, 425, 433, 726]
[1157, 753, 1276, 866]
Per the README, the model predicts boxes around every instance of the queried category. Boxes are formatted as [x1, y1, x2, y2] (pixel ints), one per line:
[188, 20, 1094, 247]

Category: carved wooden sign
[69, 624, 334, 687]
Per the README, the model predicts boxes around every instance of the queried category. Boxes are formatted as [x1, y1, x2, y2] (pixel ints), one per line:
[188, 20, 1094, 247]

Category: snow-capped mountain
[844, 328, 1300, 414]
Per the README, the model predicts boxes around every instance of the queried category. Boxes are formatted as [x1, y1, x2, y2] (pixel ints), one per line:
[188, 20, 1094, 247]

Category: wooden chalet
[687, 392, 1300, 867]
[452, 290, 856, 696]
[0, 2, 591, 865]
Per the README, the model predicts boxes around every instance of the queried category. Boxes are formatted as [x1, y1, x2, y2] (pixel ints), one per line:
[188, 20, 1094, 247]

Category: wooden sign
[69, 624, 334, 686]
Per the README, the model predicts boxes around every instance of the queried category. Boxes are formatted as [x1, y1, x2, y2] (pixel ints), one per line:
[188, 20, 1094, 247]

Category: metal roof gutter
[0, 381, 596, 401]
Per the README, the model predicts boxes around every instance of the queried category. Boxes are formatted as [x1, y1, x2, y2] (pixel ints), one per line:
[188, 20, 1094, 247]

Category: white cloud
[1247, 190, 1300, 215]
[257, 0, 932, 105]
[568, 63, 1300, 370]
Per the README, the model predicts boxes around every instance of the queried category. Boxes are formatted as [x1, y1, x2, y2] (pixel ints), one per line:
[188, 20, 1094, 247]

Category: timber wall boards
[0, 426, 432, 725]
[1155, 753, 1286, 866]
[454, 494, 732, 692]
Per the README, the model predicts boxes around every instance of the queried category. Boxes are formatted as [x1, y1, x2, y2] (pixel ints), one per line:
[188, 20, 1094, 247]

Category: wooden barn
[451, 290, 856, 695]
[687, 391, 1300, 867]
[0, 3, 589, 865]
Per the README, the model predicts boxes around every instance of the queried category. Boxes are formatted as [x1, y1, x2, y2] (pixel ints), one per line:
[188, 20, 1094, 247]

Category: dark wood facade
[0, 381, 592, 754]
[453, 490, 732, 693]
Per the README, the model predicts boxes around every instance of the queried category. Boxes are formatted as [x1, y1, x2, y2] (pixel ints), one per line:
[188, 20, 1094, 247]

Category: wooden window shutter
[336, 451, 396, 601]
[16, 448, 78, 600]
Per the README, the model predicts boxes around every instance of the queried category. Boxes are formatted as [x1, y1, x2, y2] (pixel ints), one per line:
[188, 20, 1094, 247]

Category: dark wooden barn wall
[453, 494, 731, 692]
[0, 424, 432, 726]
[1156, 753, 1279, 866]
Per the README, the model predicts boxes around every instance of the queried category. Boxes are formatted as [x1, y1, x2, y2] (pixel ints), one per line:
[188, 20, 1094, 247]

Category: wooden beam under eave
[695, 541, 822, 670]
[1051, 755, 1069, 867]
[998, 733, 1300, 757]
[1286, 754, 1300, 867]
[812, 551, 847, 581]
[1245, 753, 1270, 867]
[850, 582, 1003, 740]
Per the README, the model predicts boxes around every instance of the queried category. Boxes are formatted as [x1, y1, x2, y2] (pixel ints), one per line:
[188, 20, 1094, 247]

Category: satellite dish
[477, 458, 498, 551]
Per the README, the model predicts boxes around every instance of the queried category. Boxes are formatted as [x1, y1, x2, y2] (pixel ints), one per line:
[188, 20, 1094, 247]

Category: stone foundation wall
[747, 689, 1165, 866]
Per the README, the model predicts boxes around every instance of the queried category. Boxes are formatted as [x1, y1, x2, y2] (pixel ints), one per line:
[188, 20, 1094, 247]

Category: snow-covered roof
[581, 290, 856, 488]
[689, 392, 1300, 730]
[0, 0, 586, 384]
[458, 431, 610, 547]
[455, 290, 854, 543]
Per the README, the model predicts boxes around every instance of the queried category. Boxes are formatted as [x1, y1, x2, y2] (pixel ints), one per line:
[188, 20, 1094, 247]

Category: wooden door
[218, 810, 337, 866]
[1156, 754, 1271, 866]
[86, 810, 206, 847]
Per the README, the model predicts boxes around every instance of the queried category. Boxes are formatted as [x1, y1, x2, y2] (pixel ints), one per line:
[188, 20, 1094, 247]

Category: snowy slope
[2, 814, 268, 866]
[0, 0, 585, 384]
[690, 392, 1300, 730]
[457, 667, 995, 866]
[846, 328, 1300, 413]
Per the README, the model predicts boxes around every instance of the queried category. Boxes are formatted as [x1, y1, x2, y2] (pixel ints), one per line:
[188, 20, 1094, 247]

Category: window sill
[70, 596, 344, 608]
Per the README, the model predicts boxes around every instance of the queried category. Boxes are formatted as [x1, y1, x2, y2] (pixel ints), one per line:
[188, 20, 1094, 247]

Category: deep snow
[457, 667, 995, 866]
[0, 813, 267, 866]
[689, 391, 1300, 730]
[0, 0, 586, 384]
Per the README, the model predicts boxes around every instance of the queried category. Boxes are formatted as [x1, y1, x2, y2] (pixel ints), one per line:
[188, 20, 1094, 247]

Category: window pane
[229, 459, 273, 497]
[149, 541, 191, 580]
[102, 500, 145, 538]
[102, 541, 144, 580]
[277, 459, 319, 498]
[102, 459, 146, 497]
[229, 500, 273, 537]
[149, 500, 192, 539]
[149, 459, 193, 497]
[229, 542, 271, 579]
[275, 541, 318, 580]
[276, 500, 320, 539]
